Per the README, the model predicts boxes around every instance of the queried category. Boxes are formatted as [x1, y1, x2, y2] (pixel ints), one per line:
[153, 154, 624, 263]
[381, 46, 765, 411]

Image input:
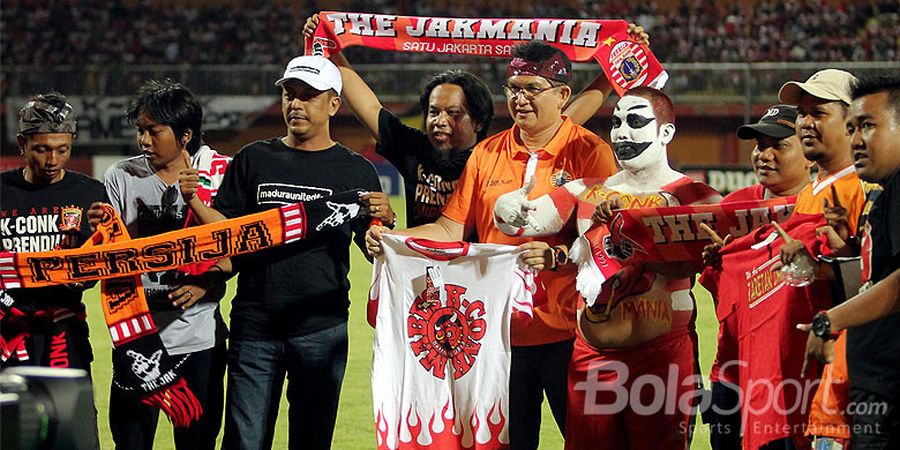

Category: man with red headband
[493, 87, 721, 450]
[366, 41, 617, 449]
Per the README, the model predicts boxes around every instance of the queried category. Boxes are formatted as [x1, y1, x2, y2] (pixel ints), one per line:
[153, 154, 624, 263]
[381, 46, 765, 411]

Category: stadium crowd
[2, 3, 900, 450]
[2, 0, 898, 66]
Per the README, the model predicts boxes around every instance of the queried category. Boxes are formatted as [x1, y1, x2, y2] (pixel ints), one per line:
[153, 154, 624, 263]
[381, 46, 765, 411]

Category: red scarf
[574, 190, 791, 307]
[305, 12, 667, 95]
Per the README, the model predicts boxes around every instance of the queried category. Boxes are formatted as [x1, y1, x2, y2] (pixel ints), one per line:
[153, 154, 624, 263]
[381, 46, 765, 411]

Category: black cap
[737, 105, 798, 140]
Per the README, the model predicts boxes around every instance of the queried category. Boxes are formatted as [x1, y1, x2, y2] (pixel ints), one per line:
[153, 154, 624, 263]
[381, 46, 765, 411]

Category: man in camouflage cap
[15, 92, 79, 184]
[2, 92, 107, 448]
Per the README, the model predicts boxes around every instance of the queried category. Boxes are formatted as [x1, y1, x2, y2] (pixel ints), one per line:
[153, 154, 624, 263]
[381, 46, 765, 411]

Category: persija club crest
[408, 284, 486, 380]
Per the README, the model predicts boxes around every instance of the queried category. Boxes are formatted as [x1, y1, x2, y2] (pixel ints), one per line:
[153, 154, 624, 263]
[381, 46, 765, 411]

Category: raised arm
[302, 14, 382, 139]
[178, 150, 227, 224]
[564, 75, 615, 126]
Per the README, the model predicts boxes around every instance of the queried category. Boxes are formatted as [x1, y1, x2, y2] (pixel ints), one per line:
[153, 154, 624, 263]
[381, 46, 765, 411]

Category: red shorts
[566, 329, 698, 450]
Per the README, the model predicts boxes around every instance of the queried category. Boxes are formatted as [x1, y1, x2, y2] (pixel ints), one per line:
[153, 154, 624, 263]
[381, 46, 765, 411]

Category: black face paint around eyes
[626, 114, 654, 129]
[613, 141, 652, 161]
[611, 116, 622, 128]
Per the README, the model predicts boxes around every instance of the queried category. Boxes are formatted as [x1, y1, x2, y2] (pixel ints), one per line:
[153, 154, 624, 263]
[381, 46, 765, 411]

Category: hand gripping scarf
[572, 196, 796, 308]
[0, 190, 366, 426]
[305, 12, 668, 95]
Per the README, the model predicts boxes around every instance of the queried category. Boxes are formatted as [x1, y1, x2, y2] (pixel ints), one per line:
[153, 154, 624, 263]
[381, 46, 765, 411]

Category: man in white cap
[777, 69, 881, 448]
[213, 55, 394, 450]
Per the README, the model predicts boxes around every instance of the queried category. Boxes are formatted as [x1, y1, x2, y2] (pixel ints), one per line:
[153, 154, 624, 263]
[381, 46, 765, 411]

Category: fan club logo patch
[407, 283, 486, 380]
[603, 214, 647, 260]
[60, 206, 83, 230]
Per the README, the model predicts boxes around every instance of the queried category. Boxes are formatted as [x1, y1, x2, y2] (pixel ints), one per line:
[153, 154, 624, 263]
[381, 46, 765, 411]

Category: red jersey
[719, 214, 831, 449]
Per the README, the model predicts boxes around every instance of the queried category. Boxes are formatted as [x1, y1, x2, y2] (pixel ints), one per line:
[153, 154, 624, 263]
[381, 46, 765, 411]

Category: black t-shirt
[376, 109, 472, 227]
[0, 169, 107, 312]
[213, 138, 382, 339]
[848, 169, 900, 401]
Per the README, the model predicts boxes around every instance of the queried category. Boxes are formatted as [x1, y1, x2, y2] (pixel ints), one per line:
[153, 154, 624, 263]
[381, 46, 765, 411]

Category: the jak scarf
[572, 196, 796, 307]
[305, 12, 668, 95]
[91, 205, 202, 427]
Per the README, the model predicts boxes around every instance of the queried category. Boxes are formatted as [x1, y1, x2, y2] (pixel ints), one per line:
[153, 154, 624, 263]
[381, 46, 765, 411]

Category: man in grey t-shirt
[90, 80, 229, 450]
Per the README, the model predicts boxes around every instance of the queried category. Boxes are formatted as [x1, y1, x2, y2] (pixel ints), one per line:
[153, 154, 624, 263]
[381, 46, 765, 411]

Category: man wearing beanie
[0, 92, 106, 448]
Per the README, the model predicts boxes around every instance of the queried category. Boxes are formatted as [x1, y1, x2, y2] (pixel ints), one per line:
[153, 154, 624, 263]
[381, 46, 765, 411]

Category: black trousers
[508, 339, 574, 450]
[707, 381, 741, 450]
[109, 341, 227, 450]
[850, 388, 900, 449]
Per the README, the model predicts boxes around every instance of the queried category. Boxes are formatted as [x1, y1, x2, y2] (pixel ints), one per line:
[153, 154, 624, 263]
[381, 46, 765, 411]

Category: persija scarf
[572, 197, 796, 307]
[0, 190, 366, 425]
[91, 204, 202, 426]
[305, 12, 668, 95]
[0, 190, 365, 288]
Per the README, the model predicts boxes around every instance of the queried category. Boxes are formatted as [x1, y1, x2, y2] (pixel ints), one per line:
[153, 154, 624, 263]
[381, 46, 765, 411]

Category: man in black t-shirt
[303, 16, 649, 230]
[0, 93, 105, 448]
[799, 75, 900, 448]
[304, 15, 494, 227]
[213, 55, 392, 450]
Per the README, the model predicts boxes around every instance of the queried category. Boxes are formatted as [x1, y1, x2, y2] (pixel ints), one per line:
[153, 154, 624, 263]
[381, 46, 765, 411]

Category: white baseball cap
[275, 55, 342, 95]
[778, 69, 856, 105]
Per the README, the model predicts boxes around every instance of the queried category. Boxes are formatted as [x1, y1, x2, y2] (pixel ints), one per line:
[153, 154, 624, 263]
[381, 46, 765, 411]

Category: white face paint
[610, 95, 670, 173]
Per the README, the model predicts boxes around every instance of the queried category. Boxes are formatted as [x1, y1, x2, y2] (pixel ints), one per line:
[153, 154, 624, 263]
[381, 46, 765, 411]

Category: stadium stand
[2, 0, 897, 66]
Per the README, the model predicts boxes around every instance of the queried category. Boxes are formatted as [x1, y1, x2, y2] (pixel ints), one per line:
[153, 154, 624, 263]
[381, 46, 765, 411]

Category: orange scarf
[0, 190, 367, 427]
[92, 204, 202, 427]
[0, 190, 364, 288]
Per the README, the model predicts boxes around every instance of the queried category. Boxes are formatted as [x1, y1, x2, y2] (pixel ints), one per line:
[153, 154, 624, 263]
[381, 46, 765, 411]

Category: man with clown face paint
[494, 87, 720, 450]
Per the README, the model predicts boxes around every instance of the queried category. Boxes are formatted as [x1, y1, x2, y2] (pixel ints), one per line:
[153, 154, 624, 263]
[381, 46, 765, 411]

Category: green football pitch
[82, 198, 720, 449]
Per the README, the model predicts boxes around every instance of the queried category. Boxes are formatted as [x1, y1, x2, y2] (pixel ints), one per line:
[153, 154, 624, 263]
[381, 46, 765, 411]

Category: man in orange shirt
[798, 74, 900, 450]
[366, 41, 617, 449]
[493, 87, 720, 450]
[777, 69, 875, 449]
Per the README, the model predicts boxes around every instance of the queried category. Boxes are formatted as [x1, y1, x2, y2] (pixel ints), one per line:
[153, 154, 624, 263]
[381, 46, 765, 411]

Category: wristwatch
[812, 310, 839, 340]
[550, 246, 568, 271]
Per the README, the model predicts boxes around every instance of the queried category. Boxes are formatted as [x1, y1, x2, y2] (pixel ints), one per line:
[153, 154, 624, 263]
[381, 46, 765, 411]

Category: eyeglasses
[502, 83, 561, 100]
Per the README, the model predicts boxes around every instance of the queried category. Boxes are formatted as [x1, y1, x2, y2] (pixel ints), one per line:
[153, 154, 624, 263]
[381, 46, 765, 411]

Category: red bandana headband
[506, 53, 572, 83]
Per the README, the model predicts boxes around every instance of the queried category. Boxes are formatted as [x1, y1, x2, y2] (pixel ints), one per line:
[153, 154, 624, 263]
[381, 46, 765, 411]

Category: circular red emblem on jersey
[408, 284, 486, 380]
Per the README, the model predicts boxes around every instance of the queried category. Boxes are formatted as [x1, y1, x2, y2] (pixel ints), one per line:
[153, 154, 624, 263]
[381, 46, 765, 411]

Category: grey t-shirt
[104, 155, 223, 355]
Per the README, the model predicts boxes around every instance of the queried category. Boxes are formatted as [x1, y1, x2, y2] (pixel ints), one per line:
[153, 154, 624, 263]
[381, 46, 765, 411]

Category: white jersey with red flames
[369, 235, 537, 450]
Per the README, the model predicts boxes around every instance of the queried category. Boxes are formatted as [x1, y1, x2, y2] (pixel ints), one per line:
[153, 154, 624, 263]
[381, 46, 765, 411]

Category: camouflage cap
[18, 94, 77, 136]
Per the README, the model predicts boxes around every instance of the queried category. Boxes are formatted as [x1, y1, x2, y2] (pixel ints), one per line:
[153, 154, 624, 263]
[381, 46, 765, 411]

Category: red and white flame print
[376, 399, 508, 449]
